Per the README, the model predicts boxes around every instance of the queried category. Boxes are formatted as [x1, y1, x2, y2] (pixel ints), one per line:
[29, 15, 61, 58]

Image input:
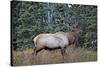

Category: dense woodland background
[11, 1, 97, 51]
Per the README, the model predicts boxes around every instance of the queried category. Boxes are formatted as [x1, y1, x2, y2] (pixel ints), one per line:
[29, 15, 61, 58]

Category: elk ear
[67, 22, 72, 26]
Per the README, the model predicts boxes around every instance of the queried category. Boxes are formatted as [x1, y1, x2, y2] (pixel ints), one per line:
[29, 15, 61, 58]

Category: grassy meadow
[12, 46, 97, 66]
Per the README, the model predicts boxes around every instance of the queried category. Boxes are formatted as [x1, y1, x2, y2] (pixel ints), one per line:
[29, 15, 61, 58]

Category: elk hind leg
[61, 47, 65, 60]
[34, 46, 44, 56]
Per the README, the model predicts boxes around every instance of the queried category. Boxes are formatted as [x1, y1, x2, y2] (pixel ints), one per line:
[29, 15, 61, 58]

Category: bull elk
[32, 23, 80, 59]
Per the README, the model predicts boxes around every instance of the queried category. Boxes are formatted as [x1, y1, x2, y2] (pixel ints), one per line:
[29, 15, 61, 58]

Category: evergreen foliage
[11, 1, 97, 51]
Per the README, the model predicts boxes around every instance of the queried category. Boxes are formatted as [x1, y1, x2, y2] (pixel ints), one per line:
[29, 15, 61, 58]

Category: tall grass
[12, 46, 97, 66]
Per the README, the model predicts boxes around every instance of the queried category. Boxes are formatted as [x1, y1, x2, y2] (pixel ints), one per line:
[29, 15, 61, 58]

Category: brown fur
[55, 24, 80, 46]
[32, 24, 80, 60]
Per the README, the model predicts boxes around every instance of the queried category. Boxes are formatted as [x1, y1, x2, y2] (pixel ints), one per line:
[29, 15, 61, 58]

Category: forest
[11, 1, 97, 66]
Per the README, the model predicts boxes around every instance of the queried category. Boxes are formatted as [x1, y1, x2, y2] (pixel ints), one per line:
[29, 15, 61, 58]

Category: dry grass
[12, 46, 97, 66]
